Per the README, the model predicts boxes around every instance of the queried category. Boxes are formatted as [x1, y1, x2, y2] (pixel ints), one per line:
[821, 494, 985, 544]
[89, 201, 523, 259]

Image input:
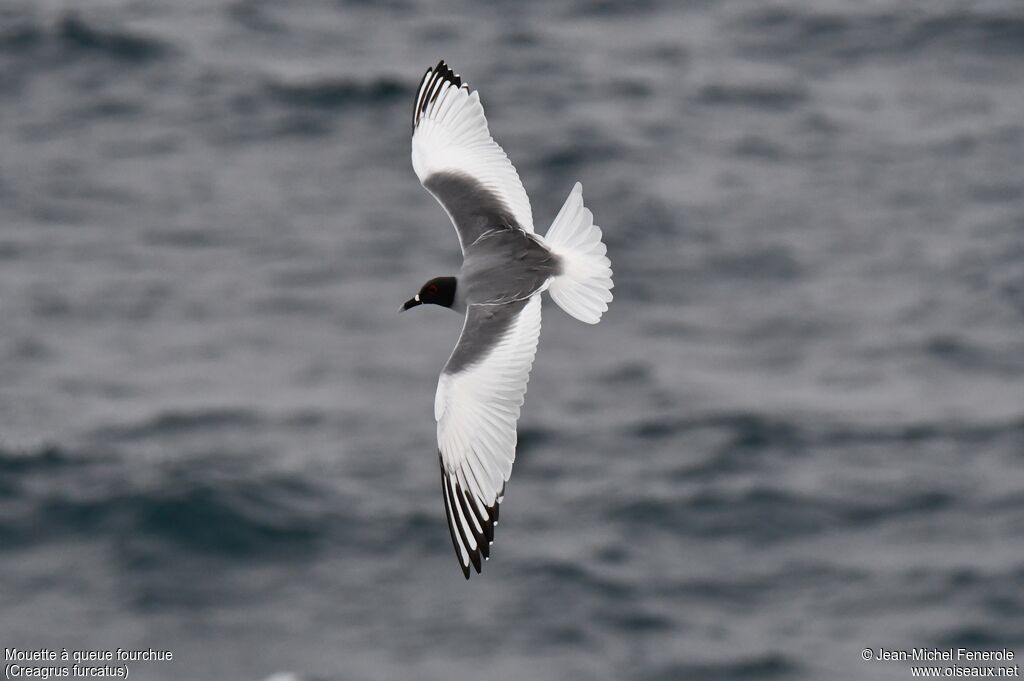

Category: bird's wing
[434, 294, 542, 577]
[412, 60, 535, 251]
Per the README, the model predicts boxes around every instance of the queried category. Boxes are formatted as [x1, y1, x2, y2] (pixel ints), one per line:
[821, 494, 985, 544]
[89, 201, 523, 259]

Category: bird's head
[401, 276, 456, 312]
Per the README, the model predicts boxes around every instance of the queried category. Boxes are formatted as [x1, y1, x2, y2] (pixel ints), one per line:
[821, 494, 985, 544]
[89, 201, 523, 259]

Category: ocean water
[1, 1, 1023, 679]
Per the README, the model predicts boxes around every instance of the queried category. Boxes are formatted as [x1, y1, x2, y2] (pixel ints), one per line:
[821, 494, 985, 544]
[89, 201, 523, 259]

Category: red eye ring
[426, 284, 438, 294]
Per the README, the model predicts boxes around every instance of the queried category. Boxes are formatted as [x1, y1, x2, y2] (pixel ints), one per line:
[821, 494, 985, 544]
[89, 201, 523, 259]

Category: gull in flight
[401, 60, 614, 578]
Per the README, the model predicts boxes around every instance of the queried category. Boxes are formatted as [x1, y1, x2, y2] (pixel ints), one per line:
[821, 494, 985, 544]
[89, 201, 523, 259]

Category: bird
[401, 60, 614, 578]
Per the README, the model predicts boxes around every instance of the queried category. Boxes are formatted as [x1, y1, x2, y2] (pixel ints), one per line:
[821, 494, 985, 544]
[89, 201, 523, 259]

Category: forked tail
[543, 183, 614, 324]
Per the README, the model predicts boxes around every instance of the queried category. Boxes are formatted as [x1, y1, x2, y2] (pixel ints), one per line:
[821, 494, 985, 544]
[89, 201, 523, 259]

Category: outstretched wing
[412, 60, 535, 251]
[434, 294, 542, 578]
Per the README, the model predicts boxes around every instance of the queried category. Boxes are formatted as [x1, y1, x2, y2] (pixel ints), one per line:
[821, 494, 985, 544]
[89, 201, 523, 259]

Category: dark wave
[596, 608, 674, 633]
[264, 74, 407, 110]
[207, 72, 410, 140]
[535, 135, 620, 173]
[628, 411, 1024, 448]
[670, 563, 869, 608]
[706, 245, 804, 281]
[630, 412, 805, 448]
[92, 408, 265, 441]
[3, 465, 331, 559]
[0, 11, 172, 79]
[937, 622, 1024, 650]
[597, 362, 652, 386]
[0, 15, 43, 54]
[924, 333, 1024, 375]
[226, 0, 290, 35]
[521, 559, 635, 601]
[0, 443, 74, 474]
[732, 134, 786, 161]
[645, 654, 800, 681]
[736, 7, 1024, 62]
[910, 10, 1024, 56]
[57, 14, 170, 62]
[123, 475, 328, 558]
[609, 486, 957, 543]
[0, 444, 90, 541]
[696, 80, 806, 111]
[0, 436, 447, 566]
[568, 0, 664, 18]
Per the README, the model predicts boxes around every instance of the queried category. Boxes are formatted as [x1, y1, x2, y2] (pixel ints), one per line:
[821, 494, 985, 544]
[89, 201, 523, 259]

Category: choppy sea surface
[2, 1, 1023, 679]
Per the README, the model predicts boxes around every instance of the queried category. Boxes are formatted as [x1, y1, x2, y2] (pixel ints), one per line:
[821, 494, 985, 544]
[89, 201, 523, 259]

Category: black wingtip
[439, 452, 505, 580]
[412, 66, 432, 133]
[433, 59, 462, 89]
[412, 59, 469, 134]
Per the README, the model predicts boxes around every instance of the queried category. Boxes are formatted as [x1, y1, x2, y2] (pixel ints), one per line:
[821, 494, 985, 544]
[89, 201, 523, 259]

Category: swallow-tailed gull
[401, 60, 614, 578]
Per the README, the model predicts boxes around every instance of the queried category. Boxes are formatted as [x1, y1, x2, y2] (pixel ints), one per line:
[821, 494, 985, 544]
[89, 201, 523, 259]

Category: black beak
[400, 297, 421, 313]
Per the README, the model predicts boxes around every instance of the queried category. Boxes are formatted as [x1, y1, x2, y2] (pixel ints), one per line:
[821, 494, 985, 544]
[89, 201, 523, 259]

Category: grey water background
[2, 0, 1023, 679]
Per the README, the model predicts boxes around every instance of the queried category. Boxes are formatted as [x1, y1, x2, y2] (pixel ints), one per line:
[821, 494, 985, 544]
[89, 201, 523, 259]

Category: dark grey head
[401, 276, 456, 312]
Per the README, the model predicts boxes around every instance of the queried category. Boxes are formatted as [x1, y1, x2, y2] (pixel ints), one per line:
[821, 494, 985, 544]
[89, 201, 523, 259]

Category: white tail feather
[543, 183, 614, 324]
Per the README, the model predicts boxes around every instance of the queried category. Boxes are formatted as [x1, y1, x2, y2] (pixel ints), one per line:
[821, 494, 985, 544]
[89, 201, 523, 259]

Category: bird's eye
[427, 284, 438, 294]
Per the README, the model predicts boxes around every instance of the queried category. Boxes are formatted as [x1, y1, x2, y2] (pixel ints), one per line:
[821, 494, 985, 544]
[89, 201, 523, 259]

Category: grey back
[459, 229, 560, 305]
